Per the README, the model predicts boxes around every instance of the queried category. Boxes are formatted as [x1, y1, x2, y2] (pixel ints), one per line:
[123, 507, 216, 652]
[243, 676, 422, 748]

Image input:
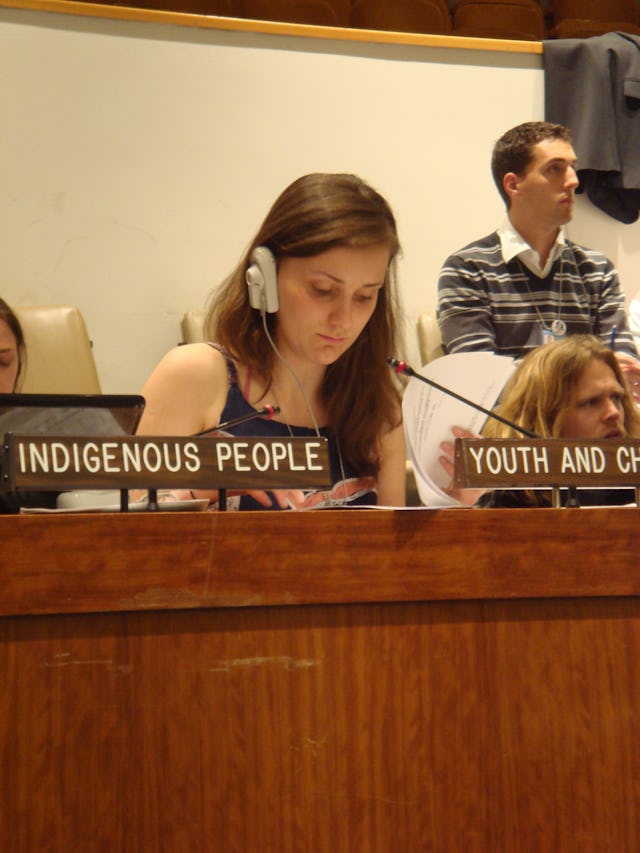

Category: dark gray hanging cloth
[544, 32, 640, 223]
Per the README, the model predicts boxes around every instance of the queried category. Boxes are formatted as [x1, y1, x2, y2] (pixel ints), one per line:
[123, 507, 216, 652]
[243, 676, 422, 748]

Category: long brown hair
[207, 173, 404, 475]
[483, 335, 640, 439]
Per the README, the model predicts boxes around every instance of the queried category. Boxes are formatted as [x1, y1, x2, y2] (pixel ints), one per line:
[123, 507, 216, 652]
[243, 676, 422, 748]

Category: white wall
[1, 7, 639, 393]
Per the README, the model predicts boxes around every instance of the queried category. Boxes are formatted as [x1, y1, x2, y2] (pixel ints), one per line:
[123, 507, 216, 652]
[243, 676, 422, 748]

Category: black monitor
[0, 393, 145, 437]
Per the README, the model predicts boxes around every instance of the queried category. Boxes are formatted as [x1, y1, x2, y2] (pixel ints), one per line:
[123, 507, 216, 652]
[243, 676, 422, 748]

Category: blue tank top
[209, 345, 377, 510]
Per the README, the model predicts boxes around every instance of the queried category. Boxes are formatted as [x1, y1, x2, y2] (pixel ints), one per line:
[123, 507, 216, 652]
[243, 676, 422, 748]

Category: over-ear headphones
[245, 246, 279, 314]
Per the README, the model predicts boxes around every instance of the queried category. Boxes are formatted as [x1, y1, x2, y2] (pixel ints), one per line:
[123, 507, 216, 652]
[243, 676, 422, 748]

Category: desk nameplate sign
[454, 438, 640, 489]
[2, 434, 331, 492]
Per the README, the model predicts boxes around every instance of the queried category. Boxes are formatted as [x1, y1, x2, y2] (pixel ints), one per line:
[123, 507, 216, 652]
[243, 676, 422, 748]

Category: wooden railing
[0, 0, 545, 53]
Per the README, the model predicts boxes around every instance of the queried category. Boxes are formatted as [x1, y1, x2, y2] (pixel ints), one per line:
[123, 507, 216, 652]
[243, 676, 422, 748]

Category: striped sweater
[437, 232, 637, 358]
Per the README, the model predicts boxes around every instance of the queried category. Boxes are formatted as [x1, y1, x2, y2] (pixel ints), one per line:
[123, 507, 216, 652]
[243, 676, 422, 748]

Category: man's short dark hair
[491, 121, 573, 207]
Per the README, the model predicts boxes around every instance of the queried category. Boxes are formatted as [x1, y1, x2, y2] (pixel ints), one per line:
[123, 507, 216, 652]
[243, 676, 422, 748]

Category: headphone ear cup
[245, 246, 279, 313]
[246, 263, 265, 310]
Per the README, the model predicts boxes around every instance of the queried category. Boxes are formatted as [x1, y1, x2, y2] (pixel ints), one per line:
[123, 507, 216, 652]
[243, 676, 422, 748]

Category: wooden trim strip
[1, 507, 638, 616]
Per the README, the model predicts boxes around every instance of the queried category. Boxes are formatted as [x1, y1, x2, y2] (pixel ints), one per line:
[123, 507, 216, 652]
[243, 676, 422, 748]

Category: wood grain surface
[1, 508, 639, 615]
[1, 509, 639, 851]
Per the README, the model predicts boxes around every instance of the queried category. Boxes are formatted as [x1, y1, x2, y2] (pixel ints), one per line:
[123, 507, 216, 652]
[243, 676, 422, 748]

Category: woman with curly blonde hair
[483, 334, 640, 442]
[441, 335, 640, 507]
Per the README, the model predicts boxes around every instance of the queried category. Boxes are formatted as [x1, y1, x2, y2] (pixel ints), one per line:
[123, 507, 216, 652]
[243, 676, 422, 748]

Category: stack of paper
[403, 353, 516, 507]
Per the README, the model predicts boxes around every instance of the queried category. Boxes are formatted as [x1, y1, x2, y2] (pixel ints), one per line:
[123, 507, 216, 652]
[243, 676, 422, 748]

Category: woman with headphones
[136, 173, 406, 510]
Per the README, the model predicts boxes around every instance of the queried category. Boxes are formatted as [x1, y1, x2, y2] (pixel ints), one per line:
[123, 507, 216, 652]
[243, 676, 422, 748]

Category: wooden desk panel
[2, 507, 640, 616]
[1, 510, 639, 851]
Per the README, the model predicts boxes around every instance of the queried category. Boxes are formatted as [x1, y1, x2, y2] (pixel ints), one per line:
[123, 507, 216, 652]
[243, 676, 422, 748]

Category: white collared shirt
[497, 218, 566, 278]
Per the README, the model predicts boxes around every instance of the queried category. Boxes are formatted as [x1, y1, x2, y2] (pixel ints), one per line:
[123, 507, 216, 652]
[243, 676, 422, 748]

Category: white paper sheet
[403, 353, 516, 507]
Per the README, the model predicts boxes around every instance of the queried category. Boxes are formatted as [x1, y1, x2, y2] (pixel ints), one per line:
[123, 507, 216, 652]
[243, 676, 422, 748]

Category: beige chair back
[14, 304, 101, 393]
[416, 312, 443, 365]
[180, 310, 208, 344]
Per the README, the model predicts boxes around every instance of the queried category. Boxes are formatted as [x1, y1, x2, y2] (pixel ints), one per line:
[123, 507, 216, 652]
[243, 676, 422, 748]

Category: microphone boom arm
[387, 357, 537, 439]
[193, 405, 280, 437]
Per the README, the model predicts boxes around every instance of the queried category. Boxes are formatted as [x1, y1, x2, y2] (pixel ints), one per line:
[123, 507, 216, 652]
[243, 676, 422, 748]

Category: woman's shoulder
[138, 343, 233, 436]
[140, 343, 234, 414]
[152, 342, 229, 384]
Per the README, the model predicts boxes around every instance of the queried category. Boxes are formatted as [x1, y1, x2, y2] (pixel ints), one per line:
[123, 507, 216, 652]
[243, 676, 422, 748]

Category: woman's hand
[438, 425, 487, 506]
[149, 487, 306, 510]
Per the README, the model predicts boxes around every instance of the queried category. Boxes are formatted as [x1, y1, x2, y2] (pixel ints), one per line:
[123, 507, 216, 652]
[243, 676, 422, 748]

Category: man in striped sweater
[437, 121, 639, 371]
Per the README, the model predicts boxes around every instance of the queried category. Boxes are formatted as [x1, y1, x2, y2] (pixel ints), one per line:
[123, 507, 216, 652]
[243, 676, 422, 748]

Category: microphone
[387, 357, 537, 439]
[193, 405, 280, 437]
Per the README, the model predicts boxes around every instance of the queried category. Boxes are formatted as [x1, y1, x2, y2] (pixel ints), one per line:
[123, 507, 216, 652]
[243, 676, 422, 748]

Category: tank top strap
[207, 342, 240, 389]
